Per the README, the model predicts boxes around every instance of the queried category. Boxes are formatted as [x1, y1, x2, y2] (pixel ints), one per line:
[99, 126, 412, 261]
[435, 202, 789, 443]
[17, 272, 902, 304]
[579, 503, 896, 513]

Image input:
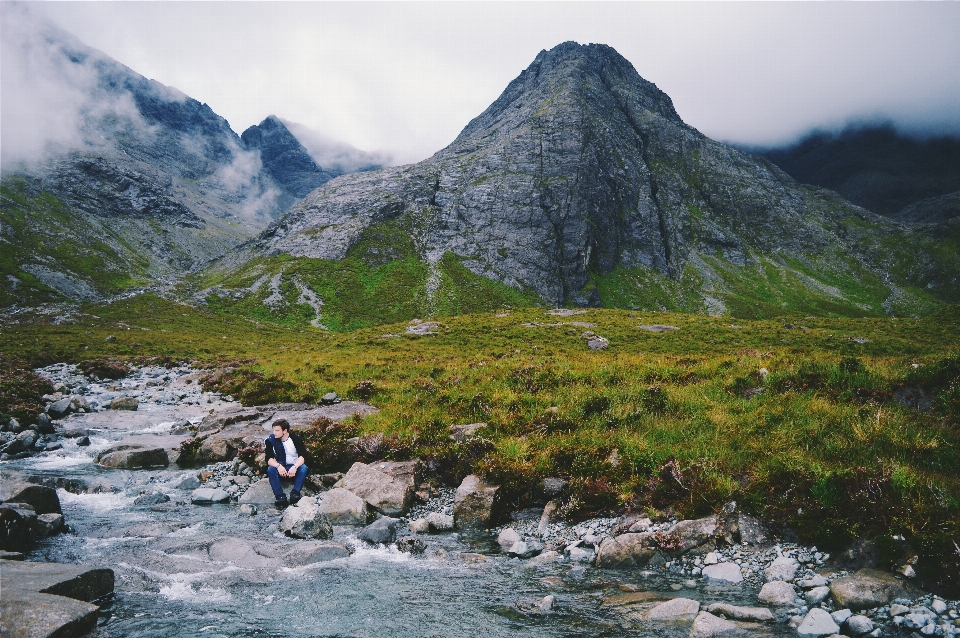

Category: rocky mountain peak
[242, 116, 338, 199]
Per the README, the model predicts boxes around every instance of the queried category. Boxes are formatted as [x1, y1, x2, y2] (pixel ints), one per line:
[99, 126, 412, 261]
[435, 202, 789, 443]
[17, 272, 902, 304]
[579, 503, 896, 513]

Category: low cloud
[280, 119, 393, 173]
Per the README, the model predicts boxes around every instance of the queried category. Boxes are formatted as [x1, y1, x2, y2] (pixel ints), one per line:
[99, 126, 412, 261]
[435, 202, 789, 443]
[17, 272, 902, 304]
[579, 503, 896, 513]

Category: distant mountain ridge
[202, 42, 958, 330]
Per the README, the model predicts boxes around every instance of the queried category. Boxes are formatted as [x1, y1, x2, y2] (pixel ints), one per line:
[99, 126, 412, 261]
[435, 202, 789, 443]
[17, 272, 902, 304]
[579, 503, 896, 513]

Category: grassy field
[1, 295, 958, 594]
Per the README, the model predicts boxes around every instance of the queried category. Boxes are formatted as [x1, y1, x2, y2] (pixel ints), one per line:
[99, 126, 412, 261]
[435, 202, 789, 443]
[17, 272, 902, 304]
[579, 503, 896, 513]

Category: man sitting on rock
[264, 419, 307, 506]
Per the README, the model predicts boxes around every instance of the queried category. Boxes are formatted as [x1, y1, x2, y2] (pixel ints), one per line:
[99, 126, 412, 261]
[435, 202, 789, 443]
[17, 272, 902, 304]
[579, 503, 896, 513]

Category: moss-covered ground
[2, 294, 958, 593]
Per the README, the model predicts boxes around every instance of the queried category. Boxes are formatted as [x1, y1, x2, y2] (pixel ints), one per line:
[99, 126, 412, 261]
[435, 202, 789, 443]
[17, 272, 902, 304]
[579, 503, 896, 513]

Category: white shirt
[282, 437, 298, 465]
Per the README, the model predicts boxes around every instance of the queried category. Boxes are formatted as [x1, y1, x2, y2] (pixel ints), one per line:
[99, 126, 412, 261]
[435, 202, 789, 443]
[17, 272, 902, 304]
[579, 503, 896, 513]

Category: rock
[0, 482, 62, 514]
[537, 500, 559, 537]
[846, 615, 875, 635]
[96, 444, 169, 469]
[586, 335, 609, 350]
[337, 462, 414, 516]
[47, 397, 74, 419]
[704, 551, 719, 565]
[508, 539, 544, 559]
[16, 429, 38, 450]
[449, 422, 486, 442]
[1, 504, 38, 551]
[667, 516, 719, 554]
[539, 595, 555, 612]
[425, 512, 454, 532]
[647, 597, 701, 622]
[498, 527, 521, 551]
[0, 550, 24, 560]
[319, 391, 341, 405]
[317, 488, 369, 525]
[453, 474, 504, 528]
[796, 608, 841, 637]
[191, 488, 230, 504]
[357, 517, 399, 544]
[831, 609, 853, 624]
[207, 537, 275, 569]
[409, 519, 430, 534]
[689, 611, 738, 638]
[758, 580, 796, 606]
[930, 599, 947, 614]
[133, 492, 170, 506]
[702, 562, 743, 584]
[567, 546, 594, 562]
[282, 540, 350, 566]
[45, 442, 63, 451]
[764, 555, 800, 581]
[595, 532, 655, 568]
[889, 604, 910, 616]
[805, 586, 831, 605]
[36, 414, 54, 434]
[541, 477, 568, 498]
[397, 537, 426, 554]
[176, 474, 201, 490]
[76, 436, 90, 446]
[238, 504, 257, 516]
[736, 513, 769, 546]
[370, 460, 424, 489]
[705, 603, 774, 622]
[238, 478, 279, 504]
[640, 325, 678, 333]
[799, 576, 829, 588]
[829, 568, 915, 610]
[0, 561, 114, 638]
[279, 501, 333, 539]
[108, 397, 139, 411]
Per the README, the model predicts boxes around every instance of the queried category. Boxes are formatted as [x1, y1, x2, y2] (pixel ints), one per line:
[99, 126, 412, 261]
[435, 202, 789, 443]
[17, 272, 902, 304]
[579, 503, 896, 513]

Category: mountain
[202, 42, 958, 329]
[758, 124, 960, 223]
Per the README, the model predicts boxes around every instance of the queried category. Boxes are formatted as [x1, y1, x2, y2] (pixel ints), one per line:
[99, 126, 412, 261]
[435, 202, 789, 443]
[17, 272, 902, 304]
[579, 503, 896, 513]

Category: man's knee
[267, 465, 280, 478]
[296, 464, 308, 477]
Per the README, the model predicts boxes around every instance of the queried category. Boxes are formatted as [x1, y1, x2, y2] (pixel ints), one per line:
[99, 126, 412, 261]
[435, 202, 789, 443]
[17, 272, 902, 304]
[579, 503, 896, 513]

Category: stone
[829, 568, 915, 610]
[931, 599, 947, 614]
[337, 461, 414, 516]
[133, 491, 170, 506]
[846, 615, 875, 635]
[191, 488, 230, 504]
[689, 611, 738, 638]
[1, 504, 38, 551]
[0, 560, 114, 638]
[831, 609, 853, 624]
[702, 562, 743, 583]
[704, 551, 719, 565]
[566, 546, 594, 562]
[357, 517, 399, 544]
[0, 550, 24, 560]
[16, 429, 38, 450]
[449, 422, 487, 442]
[371, 460, 424, 489]
[799, 575, 829, 588]
[319, 391, 340, 405]
[539, 595, 555, 612]
[397, 538, 426, 554]
[647, 597, 701, 622]
[76, 436, 90, 446]
[425, 512, 454, 532]
[96, 444, 169, 469]
[797, 608, 841, 637]
[705, 603, 774, 622]
[409, 519, 430, 534]
[595, 532, 655, 568]
[764, 555, 800, 582]
[586, 335, 609, 350]
[453, 474, 504, 528]
[208, 537, 275, 569]
[542, 477, 568, 498]
[282, 540, 351, 566]
[537, 500, 559, 537]
[176, 474, 201, 490]
[0, 482, 62, 514]
[805, 586, 831, 604]
[47, 397, 74, 419]
[524, 550, 560, 568]
[317, 488, 369, 525]
[889, 603, 910, 616]
[280, 501, 333, 539]
[37, 513, 66, 536]
[508, 539, 544, 559]
[667, 516, 719, 554]
[498, 527, 521, 551]
[238, 504, 257, 516]
[238, 478, 279, 504]
[109, 396, 139, 411]
[758, 580, 796, 606]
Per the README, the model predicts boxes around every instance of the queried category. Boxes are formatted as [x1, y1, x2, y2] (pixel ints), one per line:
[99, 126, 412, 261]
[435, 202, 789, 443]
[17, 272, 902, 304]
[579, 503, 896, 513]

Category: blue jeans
[267, 463, 308, 498]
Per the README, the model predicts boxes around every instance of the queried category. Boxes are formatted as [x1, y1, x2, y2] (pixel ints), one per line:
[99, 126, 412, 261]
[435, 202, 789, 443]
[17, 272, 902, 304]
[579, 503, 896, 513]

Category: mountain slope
[202, 42, 958, 328]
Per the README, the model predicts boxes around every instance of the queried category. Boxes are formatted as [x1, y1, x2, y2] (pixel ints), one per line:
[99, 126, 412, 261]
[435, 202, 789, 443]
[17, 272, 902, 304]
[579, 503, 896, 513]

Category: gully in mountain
[264, 419, 308, 506]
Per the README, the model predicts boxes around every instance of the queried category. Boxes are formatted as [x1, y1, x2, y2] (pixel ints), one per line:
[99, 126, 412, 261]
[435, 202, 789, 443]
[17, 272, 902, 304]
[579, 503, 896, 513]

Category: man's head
[272, 419, 291, 440]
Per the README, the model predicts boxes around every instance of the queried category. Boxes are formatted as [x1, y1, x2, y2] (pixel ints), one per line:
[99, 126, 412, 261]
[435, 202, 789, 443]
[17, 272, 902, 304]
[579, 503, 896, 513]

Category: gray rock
[449, 423, 487, 442]
[796, 608, 840, 637]
[238, 478, 280, 504]
[48, 397, 73, 419]
[37, 513, 65, 536]
[425, 512, 454, 532]
[831, 609, 853, 624]
[0, 482, 62, 515]
[238, 504, 257, 516]
[595, 532, 656, 568]
[282, 540, 350, 566]
[408, 519, 430, 534]
[889, 604, 910, 616]
[16, 429, 38, 450]
[316, 487, 368, 525]
[705, 603, 774, 622]
[191, 488, 230, 504]
[357, 516, 399, 544]
[689, 611, 738, 638]
[702, 562, 743, 583]
[758, 580, 796, 606]
[176, 475, 201, 490]
[337, 462, 413, 516]
[0, 504, 38, 551]
[133, 492, 170, 506]
[539, 595, 555, 612]
[96, 444, 168, 469]
[508, 539, 544, 559]
[764, 555, 799, 582]
[805, 586, 831, 605]
[829, 568, 916, 610]
[667, 516, 719, 554]
[930, 599, 947, 614]
[396, 537, 426, 554]
[799, 575, 829, 588]
[453, 474, 504, 528]
[279, 501, 333, 539]
[76, 436, 91, 446]
[646, 597, 700, 622]
[541, 477, 568, 498]
[845, 614, 875, 635]
[498, 527, 521, 551]
[36, 414, 54, 434]
[319, 392, 340, 405]
[566, 545, 594, 562]
[108, 397, 139, 411]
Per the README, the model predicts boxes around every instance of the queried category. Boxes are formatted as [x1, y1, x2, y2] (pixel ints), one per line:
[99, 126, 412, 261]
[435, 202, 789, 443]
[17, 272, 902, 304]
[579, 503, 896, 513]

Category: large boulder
[646, 597, 700, 622]
[237, 478, 278, 504]
[425, 512, 454, 532]
[829, 568, 916, 610]
[357, 517, 399, 544]
[594, 533, 655, 568]
[316, 488, 369, 525]
[764, 555, 800, 582]
[47, 397, 74, 419]
[497, 528, 521, 551]
[758, 580, 797, 606]
[194, 421, 265, 463]
[95, 444, 169, 469]
[666, 516, 720, 554]
[368, 460, 424, 489]
[279, 500, 333, 539]
[0, 504, 38, 551]
[337, 462, 414, 516]
[0, 482, 62, 515]
[689, 611, 738, 638]
[208, 537, 275, 569]
[796, 608, 840, 637]
[702, 562, 743, 584]
[453, 474, 504, 528]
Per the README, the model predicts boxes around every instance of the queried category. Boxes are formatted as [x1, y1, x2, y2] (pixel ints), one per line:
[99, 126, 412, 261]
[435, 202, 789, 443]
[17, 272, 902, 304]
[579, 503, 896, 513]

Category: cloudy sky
[10, 1, 960, 166]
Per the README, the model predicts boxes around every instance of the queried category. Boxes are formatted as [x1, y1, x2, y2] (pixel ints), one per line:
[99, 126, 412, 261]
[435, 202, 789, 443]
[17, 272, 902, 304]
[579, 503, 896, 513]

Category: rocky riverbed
[2, 362, 958, 638]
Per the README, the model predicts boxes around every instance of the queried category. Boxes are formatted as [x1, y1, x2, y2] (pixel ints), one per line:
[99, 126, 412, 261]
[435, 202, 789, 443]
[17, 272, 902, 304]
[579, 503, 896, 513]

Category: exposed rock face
[279, 500, 334, 539]
[453, 474, 504, 528]
[242, 116, 339, 199]
[316, 487, 369, 525]
[0, 482, 62, 515]
[336, 462, 414, 517]
[216, 41, 959, 316]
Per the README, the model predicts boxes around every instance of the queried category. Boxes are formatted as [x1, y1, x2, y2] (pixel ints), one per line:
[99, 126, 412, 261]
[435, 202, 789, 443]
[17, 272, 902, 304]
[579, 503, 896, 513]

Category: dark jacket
[264, 432, 307, 467]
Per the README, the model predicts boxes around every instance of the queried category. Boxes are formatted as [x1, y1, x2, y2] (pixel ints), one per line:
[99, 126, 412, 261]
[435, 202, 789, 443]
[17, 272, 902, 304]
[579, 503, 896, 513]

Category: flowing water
[5, 367, 797, 637]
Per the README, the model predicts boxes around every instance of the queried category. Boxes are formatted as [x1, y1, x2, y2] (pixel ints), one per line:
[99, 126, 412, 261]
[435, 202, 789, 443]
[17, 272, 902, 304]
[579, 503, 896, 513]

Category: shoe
[290, 491, 301, 504]
[275, 494, 289, 507]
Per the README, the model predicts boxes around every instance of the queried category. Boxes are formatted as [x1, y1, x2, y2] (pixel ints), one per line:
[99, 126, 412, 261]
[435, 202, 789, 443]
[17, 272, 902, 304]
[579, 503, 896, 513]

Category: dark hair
[272, 419, 291, 432]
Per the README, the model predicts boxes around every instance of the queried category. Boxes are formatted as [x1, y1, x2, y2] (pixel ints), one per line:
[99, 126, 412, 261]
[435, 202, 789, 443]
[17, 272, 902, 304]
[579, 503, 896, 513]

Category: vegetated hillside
[0, 15, 354, 309]
[200, 42, 960, 331]
[759, 124, 960, 223]
[1, 295, 958, 595]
